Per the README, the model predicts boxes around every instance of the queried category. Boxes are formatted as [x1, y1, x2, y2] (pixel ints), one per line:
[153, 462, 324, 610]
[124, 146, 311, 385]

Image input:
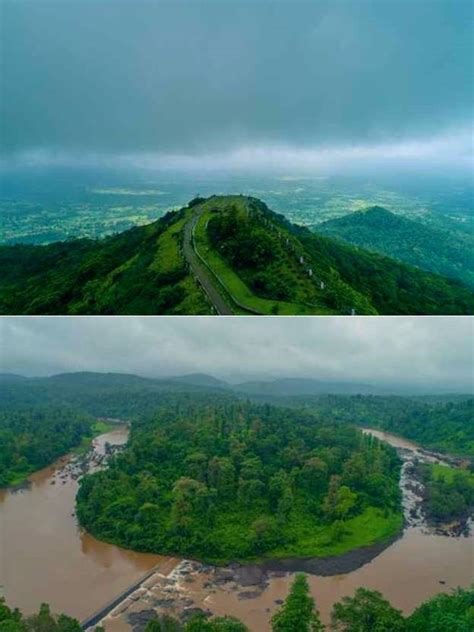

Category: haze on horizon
[1, 0, 472, 176]
[1, 316, 473, 393]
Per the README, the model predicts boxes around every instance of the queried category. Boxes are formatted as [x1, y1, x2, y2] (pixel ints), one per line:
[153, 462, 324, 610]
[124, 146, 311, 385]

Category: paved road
[182, 209, 234, 315]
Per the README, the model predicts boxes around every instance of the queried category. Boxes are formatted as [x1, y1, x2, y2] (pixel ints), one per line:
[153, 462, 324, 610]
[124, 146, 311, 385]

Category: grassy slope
[206, 506, 402, 564]
[194, 195, 474, 315]
[194, 197, 348, 315]
[431, 463, 474, 485]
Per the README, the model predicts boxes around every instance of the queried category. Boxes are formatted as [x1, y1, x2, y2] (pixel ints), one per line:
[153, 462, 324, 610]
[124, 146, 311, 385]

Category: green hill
[1, 195, 473, 315]
[314, 206, 474, 287]
[0, 208, 211, 315]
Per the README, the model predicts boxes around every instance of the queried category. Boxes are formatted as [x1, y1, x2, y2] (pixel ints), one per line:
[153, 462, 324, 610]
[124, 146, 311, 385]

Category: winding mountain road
[182, 209, 234, 315]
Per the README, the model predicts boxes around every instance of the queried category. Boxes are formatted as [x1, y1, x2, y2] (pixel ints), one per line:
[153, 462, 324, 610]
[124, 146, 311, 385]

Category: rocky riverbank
[83, 430, 473, 631]
[85, 533, 407, 631]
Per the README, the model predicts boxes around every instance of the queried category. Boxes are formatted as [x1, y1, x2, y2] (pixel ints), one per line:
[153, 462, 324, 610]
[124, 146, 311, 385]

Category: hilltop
[0, 195, 473, 315]
[314, 206, 474, 287]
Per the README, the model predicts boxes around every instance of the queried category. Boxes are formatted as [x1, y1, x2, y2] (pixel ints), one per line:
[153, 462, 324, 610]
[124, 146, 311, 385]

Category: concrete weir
[82, 558, 180, 630]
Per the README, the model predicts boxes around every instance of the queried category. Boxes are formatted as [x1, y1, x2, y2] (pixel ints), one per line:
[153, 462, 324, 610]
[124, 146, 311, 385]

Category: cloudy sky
[2, 0, 472, 173]
[1, 317, 472, 391]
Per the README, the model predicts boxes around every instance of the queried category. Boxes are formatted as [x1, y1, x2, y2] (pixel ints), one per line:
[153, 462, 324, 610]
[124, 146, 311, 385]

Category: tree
[184, 614, 249, 631]
[0, 598, 25, 632]
[171, 478, 210, 530]
[331, 588, 405, 631]
[145, 616, 182, 631]
[207, 457, 236, 500]
[271, 574, 324, 632]
[24, 603, 58, 632]
[323, 476, 357, 520]
[55, 615, 82, 632]
[407, 587, 474, 632]
[300, 457, 328, 493]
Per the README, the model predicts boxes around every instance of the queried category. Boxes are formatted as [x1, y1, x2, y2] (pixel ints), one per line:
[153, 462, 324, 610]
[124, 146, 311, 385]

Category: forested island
[77, 397, 402, 562]
[1, 373, 473, 630]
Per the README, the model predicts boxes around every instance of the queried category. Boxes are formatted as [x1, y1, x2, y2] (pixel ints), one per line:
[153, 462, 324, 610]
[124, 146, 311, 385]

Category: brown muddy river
[1, 427, 473, 629]
[0, 429, 176, 620]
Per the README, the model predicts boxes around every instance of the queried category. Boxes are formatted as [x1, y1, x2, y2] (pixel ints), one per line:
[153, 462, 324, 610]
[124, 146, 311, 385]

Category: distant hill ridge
[0, 195, 473, 315]
[314, 205, 474, 287]
[1, 371, 471, 398]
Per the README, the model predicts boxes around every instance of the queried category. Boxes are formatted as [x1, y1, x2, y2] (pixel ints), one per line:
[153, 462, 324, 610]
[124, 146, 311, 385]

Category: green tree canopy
[331, 587, 405, 632]
[271, 574, 324, 632]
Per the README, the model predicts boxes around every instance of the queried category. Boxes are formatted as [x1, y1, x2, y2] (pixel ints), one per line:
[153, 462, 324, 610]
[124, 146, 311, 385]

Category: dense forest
[205, 196, 474, 315]
[2, 578, 473, 632]
[280, 395, 474, 457]
[76, 398, 402, 562]
[0, 405, 95, 487]
[1, 374, 472, 478]
[315, 206, 474, 288]
[1, 195, 473, 315]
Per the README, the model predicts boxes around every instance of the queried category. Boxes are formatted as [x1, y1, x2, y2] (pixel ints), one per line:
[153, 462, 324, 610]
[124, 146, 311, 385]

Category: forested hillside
[314, 206, 474, 287]
[77, 398, 402, 562]
[1, 373, 472, 459]
[204, 196, 474, 315]
[1, 195, 473, 315]
[0, 208, 210, 315]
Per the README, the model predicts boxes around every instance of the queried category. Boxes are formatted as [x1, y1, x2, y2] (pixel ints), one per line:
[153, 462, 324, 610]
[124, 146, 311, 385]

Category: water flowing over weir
[1, 427, 473, 631]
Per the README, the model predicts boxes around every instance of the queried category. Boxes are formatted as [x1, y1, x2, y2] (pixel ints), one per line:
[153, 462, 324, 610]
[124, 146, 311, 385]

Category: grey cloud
[1, 317, 472, 391]
[1, 0, 472, 166]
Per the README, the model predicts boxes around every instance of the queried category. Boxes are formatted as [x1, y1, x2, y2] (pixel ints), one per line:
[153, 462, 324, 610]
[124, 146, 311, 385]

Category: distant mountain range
[314, 206, 474, 288]
[1, 196, 472, 315]
[0, 371, 470, 400]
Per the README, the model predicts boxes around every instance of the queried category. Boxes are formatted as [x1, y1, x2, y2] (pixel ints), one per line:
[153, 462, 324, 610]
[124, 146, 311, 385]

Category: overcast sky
[1, 0, 472, 173]
[1, 317, 472, 391]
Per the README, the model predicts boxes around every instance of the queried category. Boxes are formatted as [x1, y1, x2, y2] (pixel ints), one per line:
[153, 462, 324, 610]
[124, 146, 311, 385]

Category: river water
[0, 428, 176, 620]
[1, 427, 472, 629]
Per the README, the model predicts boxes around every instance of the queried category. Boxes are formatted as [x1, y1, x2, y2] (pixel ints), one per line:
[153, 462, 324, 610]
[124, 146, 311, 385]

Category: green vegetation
[407, 587, 474, 632]
[331, 587, 406, 631]
[194, 197, 336, 315]
[0, 208, 210, 315]
[271, 573, 324, 632]
[413, 463, 474, 524]
[0, 599, 83, 632]
[1, 195, 473, 315]
[330, 586, 474, 632]
[0, 405, 95, 487]
[315, 206, 474, 288]
[76, 397, 402, 563]
[201, 196, 474, 315]
[91, 420, 115, 435]
[145, 614, 249, 631]
[286, 395, 474, 457]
